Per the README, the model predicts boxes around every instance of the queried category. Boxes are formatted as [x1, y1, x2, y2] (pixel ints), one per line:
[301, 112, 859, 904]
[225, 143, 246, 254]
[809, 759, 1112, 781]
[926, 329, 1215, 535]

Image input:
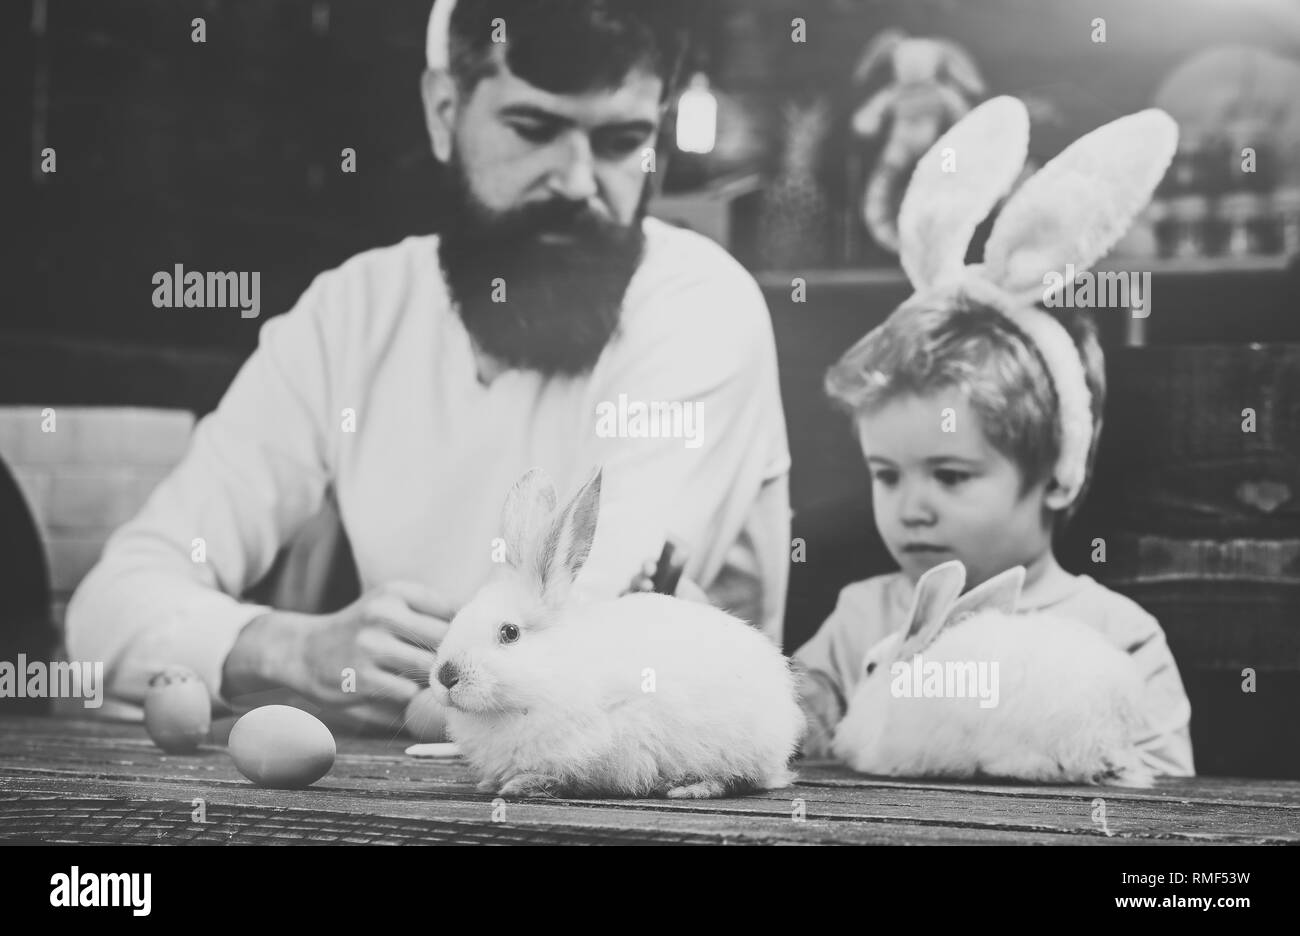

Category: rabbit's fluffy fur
[430, 468, 803, 798]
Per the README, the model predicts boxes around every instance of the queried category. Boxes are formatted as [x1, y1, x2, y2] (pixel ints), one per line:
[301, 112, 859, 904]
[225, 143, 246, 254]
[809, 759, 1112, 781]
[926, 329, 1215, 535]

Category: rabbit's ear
[899, 560, 967, 656]
[536, 467, 602, 604]
[982, 108, 1178, 303]
[936, 40, 985, 98]
[502, 467, 558, 569]
[897, 96, 1030, 291]
[944, 566, 1025, 626]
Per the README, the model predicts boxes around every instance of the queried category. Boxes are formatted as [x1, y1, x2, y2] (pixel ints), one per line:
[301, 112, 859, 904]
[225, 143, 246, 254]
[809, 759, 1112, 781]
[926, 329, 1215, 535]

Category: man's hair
[447, 0, 692, 101]
[824, 296, 1107, 527]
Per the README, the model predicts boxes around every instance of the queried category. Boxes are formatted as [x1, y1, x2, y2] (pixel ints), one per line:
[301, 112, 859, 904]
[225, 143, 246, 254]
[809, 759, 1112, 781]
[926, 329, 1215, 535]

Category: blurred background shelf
[753, 251, 1296, 289]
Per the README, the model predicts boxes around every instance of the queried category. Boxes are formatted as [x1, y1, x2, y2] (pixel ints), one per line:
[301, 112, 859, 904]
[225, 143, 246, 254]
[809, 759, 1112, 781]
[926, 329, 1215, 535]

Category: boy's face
[856, 387, 1055, 588]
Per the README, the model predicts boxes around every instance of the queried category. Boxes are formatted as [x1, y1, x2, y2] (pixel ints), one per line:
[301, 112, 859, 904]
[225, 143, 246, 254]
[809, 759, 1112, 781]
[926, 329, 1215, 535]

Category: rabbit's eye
[498, 622, 520, 644]
[865, 661, 878, 676]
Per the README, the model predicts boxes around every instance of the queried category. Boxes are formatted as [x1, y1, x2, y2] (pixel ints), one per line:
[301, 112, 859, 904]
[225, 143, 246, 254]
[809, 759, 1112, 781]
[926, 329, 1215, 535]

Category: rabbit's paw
[497, 772, 559, 798]
[666, 778, 728, 799]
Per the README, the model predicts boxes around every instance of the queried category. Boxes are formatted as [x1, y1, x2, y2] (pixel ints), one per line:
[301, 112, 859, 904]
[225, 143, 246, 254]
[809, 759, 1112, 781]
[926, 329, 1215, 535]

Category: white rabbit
[831, 560, 1154, 788]
[428, 466, 804, 798]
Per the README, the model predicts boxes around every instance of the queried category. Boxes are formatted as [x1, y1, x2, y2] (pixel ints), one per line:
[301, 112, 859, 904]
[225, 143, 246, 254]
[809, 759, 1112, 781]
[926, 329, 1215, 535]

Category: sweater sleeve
[1128, 615, 1197, 777]
[791, 580, 890, 757]
[65, 273, 341, 711]
[573, 250, 792, 645]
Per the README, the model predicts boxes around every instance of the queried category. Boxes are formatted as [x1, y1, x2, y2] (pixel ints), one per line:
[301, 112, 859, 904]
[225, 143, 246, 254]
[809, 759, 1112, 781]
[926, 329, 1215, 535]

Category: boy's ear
[421, 68, 458, 164]
[899, 560, 966, 656]
[1043, 477, 1075, 511]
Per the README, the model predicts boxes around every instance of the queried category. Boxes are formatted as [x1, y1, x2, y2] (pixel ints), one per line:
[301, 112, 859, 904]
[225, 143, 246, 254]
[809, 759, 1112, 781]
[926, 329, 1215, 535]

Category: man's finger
[331, 700, 409, 734]
[355, 666, 422, 706]
[383, 581, 458, 620]
[365, 594, 450, 650]
[366, 630, 439, 684]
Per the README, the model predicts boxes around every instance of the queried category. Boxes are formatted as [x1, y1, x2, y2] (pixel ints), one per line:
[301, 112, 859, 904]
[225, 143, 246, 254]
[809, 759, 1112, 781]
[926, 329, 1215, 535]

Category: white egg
[143, 665, 212, 753]
[228, 705, 336, 789]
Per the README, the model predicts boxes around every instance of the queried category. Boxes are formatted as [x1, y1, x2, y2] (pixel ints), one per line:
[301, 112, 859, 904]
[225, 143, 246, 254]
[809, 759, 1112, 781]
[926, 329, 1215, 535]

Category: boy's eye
[935, 469, 971, 486]
[871, 469, 898, 486]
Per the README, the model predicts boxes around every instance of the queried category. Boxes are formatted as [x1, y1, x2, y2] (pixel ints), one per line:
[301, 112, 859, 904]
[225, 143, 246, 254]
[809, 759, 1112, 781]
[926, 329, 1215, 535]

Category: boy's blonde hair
[824, 296, 1106, 527]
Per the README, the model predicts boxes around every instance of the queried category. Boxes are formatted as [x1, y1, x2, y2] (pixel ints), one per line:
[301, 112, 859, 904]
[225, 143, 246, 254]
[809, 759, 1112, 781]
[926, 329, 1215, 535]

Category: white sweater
[66, 219, 792, 710]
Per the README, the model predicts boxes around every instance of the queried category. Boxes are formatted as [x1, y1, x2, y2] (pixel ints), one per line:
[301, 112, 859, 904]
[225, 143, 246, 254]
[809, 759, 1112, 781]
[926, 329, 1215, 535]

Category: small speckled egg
[404, 687, 450, 742]
[228, 705, 336, 789]
[143, 665, 211, 753]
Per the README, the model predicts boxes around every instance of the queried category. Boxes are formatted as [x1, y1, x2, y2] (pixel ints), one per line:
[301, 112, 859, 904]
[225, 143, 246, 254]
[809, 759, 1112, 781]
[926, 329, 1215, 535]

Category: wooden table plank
[3, 715, 1297, 845]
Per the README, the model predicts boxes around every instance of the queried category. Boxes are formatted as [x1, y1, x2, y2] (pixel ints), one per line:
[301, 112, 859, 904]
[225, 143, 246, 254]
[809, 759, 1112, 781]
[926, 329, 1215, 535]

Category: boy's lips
[902, 544, 949, 553]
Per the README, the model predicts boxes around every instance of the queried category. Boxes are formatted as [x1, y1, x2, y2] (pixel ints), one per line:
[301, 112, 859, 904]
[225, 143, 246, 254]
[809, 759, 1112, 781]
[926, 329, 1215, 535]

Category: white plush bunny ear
[898, 560, 967, 657]
[983, 108, 1179, 302]
[502, 467, 558, 570]
[897, 95, 1030, 291]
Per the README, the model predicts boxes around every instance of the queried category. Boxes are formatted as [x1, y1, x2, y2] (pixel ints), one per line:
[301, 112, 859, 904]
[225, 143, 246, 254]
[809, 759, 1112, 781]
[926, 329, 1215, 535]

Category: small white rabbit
[429, 466, 803, 798]
[831, 560, 1155, 788]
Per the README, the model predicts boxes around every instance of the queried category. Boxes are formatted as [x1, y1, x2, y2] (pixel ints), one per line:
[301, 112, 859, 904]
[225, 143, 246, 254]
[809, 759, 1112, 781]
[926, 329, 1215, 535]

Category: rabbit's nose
[437, 661, 460, 691]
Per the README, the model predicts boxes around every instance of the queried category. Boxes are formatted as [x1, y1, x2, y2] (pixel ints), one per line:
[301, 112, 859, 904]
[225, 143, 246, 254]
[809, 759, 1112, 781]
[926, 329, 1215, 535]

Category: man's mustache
[492, 200, 624, 244]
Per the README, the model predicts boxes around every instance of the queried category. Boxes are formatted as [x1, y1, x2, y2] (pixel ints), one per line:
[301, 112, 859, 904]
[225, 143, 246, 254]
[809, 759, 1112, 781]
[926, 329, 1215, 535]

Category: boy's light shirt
[65, 218, 792, 712]
[793, 569, 1196, 777]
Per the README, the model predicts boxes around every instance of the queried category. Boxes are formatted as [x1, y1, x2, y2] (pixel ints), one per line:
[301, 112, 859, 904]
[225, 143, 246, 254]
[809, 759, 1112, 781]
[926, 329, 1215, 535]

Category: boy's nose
[898, 484, 936, 525]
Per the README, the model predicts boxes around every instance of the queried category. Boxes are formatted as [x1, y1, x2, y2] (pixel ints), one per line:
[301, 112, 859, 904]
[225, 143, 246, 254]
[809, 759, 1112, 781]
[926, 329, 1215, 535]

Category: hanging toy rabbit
[850, 29, 986, 253]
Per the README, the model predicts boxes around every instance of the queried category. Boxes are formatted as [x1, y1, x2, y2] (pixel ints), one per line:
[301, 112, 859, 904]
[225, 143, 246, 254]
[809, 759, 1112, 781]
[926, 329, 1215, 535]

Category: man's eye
[936, 470, 971, 486]
[509, 122, 556, 144]
[595, 134, 649, 159]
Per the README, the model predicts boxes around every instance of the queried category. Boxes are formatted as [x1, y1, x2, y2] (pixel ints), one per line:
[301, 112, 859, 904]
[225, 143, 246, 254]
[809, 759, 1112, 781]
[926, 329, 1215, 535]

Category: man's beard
[435, 155, 648, 377]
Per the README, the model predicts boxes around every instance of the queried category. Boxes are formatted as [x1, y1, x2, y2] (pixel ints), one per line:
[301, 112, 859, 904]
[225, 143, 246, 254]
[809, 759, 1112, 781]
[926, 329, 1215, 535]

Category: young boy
[793, 298, 1195, 777]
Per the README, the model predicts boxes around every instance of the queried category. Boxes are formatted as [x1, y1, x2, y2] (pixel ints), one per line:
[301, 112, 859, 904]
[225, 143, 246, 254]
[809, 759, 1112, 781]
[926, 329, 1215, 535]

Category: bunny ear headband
[894, 95, 1178, 506]
[426, 0, 457, 69]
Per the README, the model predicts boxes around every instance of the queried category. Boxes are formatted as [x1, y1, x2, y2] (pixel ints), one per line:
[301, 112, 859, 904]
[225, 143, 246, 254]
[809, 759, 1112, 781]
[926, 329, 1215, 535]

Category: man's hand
[626, 557, 710, 603]
[222, 582, 454, 731]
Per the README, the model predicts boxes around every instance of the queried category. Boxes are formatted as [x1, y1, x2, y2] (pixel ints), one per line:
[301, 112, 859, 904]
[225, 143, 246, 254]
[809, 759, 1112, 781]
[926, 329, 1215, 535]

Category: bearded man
[67, 0, 791, 732]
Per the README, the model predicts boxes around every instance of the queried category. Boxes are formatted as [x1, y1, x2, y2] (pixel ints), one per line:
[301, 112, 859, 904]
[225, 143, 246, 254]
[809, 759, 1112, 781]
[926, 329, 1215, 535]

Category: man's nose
[547, 132, 599, 204]
[436, 660, 460, 691]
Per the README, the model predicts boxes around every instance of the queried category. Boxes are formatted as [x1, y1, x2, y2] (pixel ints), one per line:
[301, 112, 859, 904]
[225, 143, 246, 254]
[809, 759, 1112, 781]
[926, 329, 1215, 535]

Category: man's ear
[421, 68, 458, 164]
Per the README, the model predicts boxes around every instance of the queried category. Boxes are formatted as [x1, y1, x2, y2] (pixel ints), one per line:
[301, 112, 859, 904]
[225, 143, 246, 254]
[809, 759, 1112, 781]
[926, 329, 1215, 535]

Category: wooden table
[2, 715, 1297, 845]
